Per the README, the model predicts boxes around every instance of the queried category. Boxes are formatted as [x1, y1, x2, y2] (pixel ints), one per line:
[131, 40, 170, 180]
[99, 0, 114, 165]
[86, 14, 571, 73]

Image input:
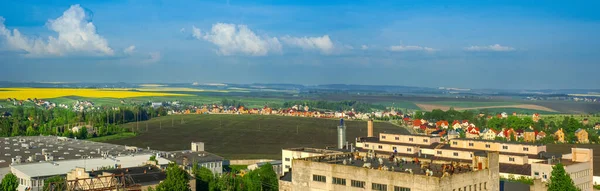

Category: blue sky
[0, 0, 598, 89]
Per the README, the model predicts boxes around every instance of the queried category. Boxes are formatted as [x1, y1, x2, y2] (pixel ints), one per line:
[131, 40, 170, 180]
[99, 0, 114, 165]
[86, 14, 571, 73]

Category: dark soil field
[106, 115, 408, 159]
[547, 144, 600, 176]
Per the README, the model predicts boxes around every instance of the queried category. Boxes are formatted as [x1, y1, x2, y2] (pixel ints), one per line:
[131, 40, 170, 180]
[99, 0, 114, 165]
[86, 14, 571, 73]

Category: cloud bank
[389, 45, 436, 52]
[465, 44, 515, 52]
[0, 5, 115, 57]
[281, 35, 334, 54]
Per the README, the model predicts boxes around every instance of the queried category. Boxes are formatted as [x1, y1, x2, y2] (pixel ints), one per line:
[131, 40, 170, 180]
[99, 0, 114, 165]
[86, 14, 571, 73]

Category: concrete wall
[282, 149, 342, 173]
[449, 139, 545, 155]
[226, 159, 275, 165]
[379, 133, 440, 146]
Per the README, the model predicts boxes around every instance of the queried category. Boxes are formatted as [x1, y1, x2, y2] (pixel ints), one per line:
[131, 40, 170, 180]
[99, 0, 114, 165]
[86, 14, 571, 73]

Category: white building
[10, 154, 170, 191]
[281, 148, 343, 173]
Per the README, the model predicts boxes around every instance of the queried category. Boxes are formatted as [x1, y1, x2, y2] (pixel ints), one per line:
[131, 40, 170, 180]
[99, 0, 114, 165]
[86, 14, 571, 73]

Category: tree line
[0, 105, 168, 139]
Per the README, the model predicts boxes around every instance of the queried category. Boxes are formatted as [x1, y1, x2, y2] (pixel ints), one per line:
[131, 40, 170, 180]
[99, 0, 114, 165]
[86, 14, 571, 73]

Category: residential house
[461, 120, 470, 128]
[262, 106, 272, 115]
[412, 119, 423, 129]
[465, 126, 480, 139]
[555, 128, 565, 143]
[452, 120, 461, 129]
[575, 128, 589, 143]
[536, 131, 547, 141]
[446, 130, 460, 139]
[532, 113, 540, 122]
[435, 120, 449, 129]
[501, 112, 508, 118]
[523, 129, 536, 142]
[595, 123, 600, 130]
[249, 108, 260, 114]
[481, 128, 498, 140]
[582, 118, 589, 126]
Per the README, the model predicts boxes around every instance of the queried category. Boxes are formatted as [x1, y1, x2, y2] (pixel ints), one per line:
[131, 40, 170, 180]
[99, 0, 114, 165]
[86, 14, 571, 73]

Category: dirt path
[416, 103, 557, 112]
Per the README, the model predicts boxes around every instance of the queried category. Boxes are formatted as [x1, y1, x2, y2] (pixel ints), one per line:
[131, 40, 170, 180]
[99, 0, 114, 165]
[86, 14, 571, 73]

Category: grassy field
[87, 132, 137, 142]
[423, 101, 520, 108]
[547, 144, 600, 176]
[105, 115, 408, 159]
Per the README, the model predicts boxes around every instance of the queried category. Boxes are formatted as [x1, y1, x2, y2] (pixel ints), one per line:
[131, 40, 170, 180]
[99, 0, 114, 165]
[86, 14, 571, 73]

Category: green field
[472, 108, 559, 115]
[105, 115, 408, 159]
[373, 101, 420, 110]
[424, 101, 520, 108]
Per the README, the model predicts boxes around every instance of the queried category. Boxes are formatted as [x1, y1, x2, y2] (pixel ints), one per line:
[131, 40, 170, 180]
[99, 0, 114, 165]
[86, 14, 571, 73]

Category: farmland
[0, 88, 189, 100]
[104, 114, 408, 159]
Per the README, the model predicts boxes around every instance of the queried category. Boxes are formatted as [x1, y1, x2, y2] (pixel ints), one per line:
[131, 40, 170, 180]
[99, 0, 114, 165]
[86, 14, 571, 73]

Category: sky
[0, 0, 599, 89]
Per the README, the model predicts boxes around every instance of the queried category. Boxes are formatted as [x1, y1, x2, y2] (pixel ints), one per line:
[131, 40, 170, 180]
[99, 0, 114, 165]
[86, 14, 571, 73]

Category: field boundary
[416, 103, 557, 112]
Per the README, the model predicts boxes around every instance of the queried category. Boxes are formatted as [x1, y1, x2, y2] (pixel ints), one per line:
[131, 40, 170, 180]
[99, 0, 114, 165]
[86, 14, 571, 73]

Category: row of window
[454, 141, 530, 152]
[383, 136, 429, 143]
[571, 169, 591, 179]
[452, 182, 488, 191]
[312, 175, 410, 191]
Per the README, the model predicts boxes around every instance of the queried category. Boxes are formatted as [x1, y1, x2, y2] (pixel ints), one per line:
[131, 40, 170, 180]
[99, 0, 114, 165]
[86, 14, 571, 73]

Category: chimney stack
[367, 119, 374, 137]
[337, 119, 346, 149]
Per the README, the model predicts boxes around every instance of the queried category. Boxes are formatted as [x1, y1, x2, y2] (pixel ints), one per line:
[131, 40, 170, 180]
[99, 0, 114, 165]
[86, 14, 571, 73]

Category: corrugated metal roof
[11, 154, 170, 178]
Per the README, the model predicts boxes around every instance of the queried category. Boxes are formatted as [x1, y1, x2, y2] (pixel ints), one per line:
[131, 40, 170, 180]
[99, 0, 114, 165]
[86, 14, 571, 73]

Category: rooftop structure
[281, 151, 500, 191]
[282, 147, 344, 173]
[11, 154, 170, 191]
[163, 141, 224, 175]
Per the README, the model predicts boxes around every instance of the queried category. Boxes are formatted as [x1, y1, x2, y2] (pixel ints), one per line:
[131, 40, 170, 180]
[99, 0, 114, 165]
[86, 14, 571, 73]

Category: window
[437, 151, 442, 155]
[468, 143, 474, 147]
[523, 147, 529, 151]
[365, 144, 369, 147]
[534, 172, 539, 176]
[543, 174, 547, 179]
[395, 186, 411, 191]
[285, 165, 290, 169]
[509, 157, 515, 162]
[351, 180, 365, 188]
[378, 145, 383, 149]
[313, 175, 326, 182]
[392, 147, 397, 151]
[484, 182, 487, 189]
[423, 139, 429, 143]
[453, 152, 459, 156]
[332, 177, 346, 185]
[474, 184, 477, 191]
[285, 158, 290, 161]
[409, 138, 414, 142]
[372, 183, 388, 191]
[452, 141, 458, 145]
[407, 148, 412, 152]
[502, 145, 508, 150]
[382, 136, 387, 139]
[395, 137, 400, 140]
[485, 144, 490, 148]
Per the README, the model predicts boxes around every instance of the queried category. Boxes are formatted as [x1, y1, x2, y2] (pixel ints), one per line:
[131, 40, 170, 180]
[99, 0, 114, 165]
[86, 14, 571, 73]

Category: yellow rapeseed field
[0, 88, 189, 100]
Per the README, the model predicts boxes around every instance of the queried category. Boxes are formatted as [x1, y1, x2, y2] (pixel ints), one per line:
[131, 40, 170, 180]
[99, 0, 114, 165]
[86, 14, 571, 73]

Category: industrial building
[280, 151, 500, 191]
[157, 142, 224, 175]
[64, 165, 168, 191]
[11, 153, 171, 191]
[282, 148, 344, 174]
[355, 132, 594, 191]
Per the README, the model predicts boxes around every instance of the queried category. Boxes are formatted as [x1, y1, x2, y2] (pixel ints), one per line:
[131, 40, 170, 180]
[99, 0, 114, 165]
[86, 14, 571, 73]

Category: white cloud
[124, 45, 135, 54]
[389, 45, 436, 52]
[0, 4, 114, 57]
[143, 52, 161, 63]
[361, 45, 368, 50]
[281, 35, 334, 54]
[465, 44, 515, 52]
[196, 23, 281, 56]
[179, 28, 185, 33]
[191, 26, 202, 39]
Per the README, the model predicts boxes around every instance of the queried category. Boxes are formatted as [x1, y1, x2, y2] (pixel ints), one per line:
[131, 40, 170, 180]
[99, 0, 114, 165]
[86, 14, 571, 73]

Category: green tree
[78, 127, 88, 139]
[155, 163, 190, 191]
[25, 126, 37, 136]
[547, 163, 578, 191]
[1, 173, 19, 191]
[192, 164, 214, 191]
[43, 176, 65, 191]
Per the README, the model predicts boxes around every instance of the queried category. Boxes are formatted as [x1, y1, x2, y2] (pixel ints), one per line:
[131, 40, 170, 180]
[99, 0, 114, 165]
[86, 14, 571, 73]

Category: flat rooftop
[89, 165, 167, 184]
[298, 153, 476, 178]
[166, 150, 224, 165]
[0, 136, 155, 168]
[451, 138, 545, 146]
[283, 147, 343, 154]
[11, 154, 171, 178]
